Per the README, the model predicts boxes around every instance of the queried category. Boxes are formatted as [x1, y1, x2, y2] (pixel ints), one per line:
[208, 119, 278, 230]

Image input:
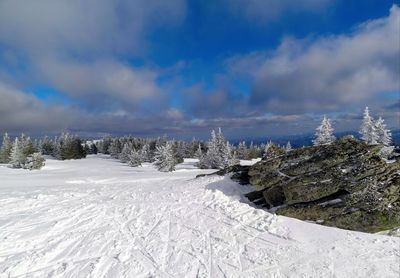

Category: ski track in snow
[0, 156, 399, 278]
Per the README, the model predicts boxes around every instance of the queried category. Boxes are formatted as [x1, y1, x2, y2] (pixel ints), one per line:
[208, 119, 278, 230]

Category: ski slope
[0, 155, 399, 277]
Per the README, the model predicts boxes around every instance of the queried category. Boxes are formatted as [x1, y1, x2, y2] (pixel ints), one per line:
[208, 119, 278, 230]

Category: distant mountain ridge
[232, 129, 400, 148]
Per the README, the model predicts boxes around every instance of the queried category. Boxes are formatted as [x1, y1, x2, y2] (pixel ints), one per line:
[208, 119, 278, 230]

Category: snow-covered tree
[194, 144, 203, 159]
[286, 141, 292, 152]
[39, 136, 55, 155]
[199, 128, 230, 169]
[9, 138, 26, 168]
[140, 143, 152, 162]
[359, 107, 378, 145]
[154, 141, 177, 172]
[119, 143, 132, 163]
[108, 138, 122, 158]
[128, 149, 143, 167]
[313, 116, 336, 146]
[227, 142, 240, 166]
[25, 152, 45, 170]
[0, 133, 13, 163]
[53, 133, 86, 160]
[237, 141, 247, 159]
[375, 117, 392, 146]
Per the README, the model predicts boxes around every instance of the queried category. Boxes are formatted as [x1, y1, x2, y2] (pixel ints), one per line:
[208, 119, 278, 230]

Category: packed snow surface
[0, 155, 399, 277]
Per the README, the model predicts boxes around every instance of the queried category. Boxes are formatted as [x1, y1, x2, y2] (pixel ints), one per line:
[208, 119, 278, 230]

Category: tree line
[0, 106, 394, 171]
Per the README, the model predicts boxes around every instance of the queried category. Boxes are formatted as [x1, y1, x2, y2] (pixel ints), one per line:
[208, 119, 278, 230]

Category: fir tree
[360, 107, 378, 145]
[154, 141, 177, 172]
[0, 133, 13, 163]
[313, 116, 336, 146]
[375, 117, 392, 146]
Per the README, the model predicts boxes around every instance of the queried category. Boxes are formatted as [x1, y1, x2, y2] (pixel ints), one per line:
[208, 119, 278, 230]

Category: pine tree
[0, 133, 13, 163]
[360, 107, 378, 145]
[375, 117, 392, 146]
[154, 141, 177, 172]
[10, 138, 26, 168]
[128, 149, 143, 167]
[313, 116, 336, 146]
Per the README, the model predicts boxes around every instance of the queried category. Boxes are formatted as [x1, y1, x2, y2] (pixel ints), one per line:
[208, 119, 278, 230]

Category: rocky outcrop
[243, 136, 400, 233]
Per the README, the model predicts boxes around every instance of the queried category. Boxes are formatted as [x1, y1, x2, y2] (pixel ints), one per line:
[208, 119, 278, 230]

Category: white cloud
[226, 5, 400, 114]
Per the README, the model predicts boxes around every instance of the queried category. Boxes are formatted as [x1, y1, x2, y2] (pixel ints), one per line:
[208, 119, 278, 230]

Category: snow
[0, 155, 399, 277]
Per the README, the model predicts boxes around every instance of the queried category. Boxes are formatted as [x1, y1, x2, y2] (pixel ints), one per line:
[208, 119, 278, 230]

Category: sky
[0, 0, 399, 140]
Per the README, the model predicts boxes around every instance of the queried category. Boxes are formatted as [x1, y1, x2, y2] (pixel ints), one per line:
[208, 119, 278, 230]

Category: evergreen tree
[108, 138, 122, 158]
[375, 117, 392, 146]
[313, 116, 336, 146]
[119, 143, 133, 163]
[53, 133, 86, 160]
[25, 152, 45, 170]
[10, 138, 26, 168]
[140, 143, 152, 162]
[194, 144, 203, 159]
[0, 133, 13, 163]
[360, 107, 378, 145]
[39, 136, 55, 155]
[286, 141, 292, 152]
[90, 143, 98, 154]
[227, 142, 240, 166]
[199, 128, 230, 169]
[20, 134, 35, 157]
[128, 149, 143, 167]
[237, 141, 248, 159]
[154, 141, 177, 172]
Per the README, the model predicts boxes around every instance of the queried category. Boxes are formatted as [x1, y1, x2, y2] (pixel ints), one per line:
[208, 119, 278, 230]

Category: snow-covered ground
[0, 155, 399, 278]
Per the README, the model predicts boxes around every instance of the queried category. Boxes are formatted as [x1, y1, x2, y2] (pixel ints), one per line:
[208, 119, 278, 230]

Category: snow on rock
[0, 156, 398, 277]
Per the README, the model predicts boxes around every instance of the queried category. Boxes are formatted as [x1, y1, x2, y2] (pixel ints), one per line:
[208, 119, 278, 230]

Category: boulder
[243, 136, 400, 233]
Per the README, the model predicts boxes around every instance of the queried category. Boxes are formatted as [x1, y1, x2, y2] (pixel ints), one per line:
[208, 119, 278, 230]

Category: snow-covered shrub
[24, 152, 45, 170]
[379, 146, 395, 161]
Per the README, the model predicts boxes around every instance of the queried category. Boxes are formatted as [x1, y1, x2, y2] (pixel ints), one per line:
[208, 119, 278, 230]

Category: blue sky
[0, 0, 398, 140]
